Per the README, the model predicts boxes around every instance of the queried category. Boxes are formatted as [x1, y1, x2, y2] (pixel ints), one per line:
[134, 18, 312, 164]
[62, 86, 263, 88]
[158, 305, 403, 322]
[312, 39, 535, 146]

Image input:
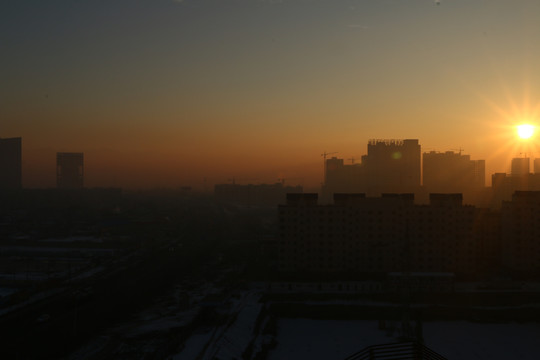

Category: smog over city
[2, 1, 540, 359]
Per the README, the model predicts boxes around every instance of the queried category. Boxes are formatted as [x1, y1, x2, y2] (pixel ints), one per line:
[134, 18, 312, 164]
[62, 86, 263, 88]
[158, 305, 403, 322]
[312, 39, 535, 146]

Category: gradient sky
[2, 0, 540, 189]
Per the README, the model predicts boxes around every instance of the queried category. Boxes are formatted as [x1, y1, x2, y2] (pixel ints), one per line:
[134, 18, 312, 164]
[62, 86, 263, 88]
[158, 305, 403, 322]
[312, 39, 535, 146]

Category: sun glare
[517, 124, 535, 139]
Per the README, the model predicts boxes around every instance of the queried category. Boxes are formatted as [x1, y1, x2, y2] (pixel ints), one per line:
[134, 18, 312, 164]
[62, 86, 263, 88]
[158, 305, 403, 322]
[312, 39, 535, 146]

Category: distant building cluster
[491, 157, 540, 206]
[278, 191, 540, 278]
[323, 139, 486, 204]
[321, 138, 540, 208]
[323, 139, 421, 200]
[3, 135, 540, 208]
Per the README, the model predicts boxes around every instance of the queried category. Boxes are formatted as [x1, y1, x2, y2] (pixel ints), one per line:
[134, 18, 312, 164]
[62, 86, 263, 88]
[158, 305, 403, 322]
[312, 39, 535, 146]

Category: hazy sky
[2, 0, 540, 189]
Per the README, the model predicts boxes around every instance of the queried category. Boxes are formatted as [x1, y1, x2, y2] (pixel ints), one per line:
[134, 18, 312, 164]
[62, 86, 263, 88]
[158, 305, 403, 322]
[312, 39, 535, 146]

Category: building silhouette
[57, 152, 84, 189]
[322, 139, 421, 201]
[0, 137, 22, 190]
[364, 139, 421, 194]
[324, 157, 365, 195]
[534, 158, 540, 174]
[501, 191, 540, 275]
[491, 157, 540, 207]
[511, 157, 529, 176]
[278, 192, 488, 276]
[423, 151, 485, 204]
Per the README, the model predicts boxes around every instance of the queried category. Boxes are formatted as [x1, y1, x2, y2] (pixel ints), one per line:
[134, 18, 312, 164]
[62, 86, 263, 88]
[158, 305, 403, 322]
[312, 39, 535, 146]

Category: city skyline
[4, 135, 540, 191]
[3, 0, 540, 189]
[0, 135, 540, 194]
[4, 2, 540, 356]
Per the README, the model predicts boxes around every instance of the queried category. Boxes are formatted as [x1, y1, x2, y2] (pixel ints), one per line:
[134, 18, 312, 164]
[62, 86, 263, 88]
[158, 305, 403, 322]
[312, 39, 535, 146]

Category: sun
[517, 124, 535, 139]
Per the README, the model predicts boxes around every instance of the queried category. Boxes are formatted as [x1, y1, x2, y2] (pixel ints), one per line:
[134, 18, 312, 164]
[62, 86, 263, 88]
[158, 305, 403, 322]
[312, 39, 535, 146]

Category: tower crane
[321, 151, 338, 161]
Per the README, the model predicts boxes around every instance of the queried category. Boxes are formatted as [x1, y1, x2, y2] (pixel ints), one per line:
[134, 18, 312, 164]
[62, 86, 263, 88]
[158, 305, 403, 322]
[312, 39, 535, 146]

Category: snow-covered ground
[268, 319, 540, 360]
[172, 292, 263, 360]
[204, 293, 262, 359]
[173, 332, 214, 360]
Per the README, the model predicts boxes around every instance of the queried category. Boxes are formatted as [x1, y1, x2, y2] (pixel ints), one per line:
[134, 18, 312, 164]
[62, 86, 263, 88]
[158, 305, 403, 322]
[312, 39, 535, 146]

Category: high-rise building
[534, 159, 540, 174]
[322, 157, 365, 198]
[0, 137, 22, 190]
[321, 139, 421, 200]
[325, 157, 345, 185]
[57, 152, 84, 189]
[501, 191, 540, 274]
[423, 151, 485, 193]
[490, 158, 540, 208]
[511, 157, 530, 176]
[364, 139, 421, 194]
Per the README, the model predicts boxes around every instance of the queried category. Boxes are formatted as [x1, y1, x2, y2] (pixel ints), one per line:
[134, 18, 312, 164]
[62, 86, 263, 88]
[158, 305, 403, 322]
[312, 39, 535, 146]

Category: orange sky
[3, 1, 540, 190]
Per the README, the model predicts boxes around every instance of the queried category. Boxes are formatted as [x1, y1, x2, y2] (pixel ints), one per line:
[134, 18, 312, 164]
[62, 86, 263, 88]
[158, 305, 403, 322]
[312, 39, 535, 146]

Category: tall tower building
[533, 159, 540, 174]
[364, 139, 421, 194]
[57, 152, 84, 189]
[0, 137, 22, 190]
[511, 158, 530, 176]
[423, 151, 485, 192]
[325, 157, 344, 185]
